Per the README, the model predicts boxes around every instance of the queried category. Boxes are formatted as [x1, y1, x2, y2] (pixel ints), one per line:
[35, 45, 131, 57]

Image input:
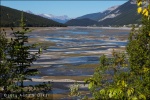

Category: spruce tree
[0, 29, 13, 95]
[6, 12, 40, 99]
[1, 12, 52, 100]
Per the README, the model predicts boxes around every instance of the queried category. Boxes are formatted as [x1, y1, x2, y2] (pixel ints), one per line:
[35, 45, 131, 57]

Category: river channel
[27, 27, 130, 99]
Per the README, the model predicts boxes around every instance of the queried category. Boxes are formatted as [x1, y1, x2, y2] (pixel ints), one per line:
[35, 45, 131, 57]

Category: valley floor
[2, 27, 130, 99]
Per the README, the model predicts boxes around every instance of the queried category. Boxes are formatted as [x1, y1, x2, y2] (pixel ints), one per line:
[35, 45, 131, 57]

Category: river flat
[3, 27, 131, 99]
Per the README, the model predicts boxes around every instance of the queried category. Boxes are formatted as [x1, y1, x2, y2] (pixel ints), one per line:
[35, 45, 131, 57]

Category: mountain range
[77, 5, 120, 21]
[38, 14, 70, 23]
[66, 0, 141, 26]
[0, 6, 66, 27]
[1, 0, 142, 27]
[26, 11, 71, 24]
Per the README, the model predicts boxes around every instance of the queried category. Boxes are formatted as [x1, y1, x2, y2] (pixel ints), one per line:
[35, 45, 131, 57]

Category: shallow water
[27, 28, 130, 96]
[30, 28, 129, 76]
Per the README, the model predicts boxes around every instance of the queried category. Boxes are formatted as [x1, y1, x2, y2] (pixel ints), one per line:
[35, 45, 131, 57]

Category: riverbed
[27, 27, 130, 99]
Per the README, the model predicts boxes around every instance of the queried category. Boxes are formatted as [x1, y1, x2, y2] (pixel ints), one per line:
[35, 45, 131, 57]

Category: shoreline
[31, 78, 84, 83]
[68, 26, 133, 30]
[1, 26, 133, 32]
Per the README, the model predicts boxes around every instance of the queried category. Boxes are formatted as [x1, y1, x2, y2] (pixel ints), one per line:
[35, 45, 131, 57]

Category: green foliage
[0, 29, 14, 93]
[84, 52, 130, 100]
[75, 1, 150, 99]
[7, 13, 40, 96]
[0, 12, 52, 99]
[71, 13, 149, 99]
[126, 16, 150, 99]
[81, 3, 149, 100]
[69, 82, 81, 99]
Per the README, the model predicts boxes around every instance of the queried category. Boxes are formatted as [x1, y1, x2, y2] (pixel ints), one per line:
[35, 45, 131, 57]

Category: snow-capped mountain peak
[51, 15, 70, 20]
[39, 14, 70, 20]
[39, 14, 54, 19]
[26, 10, 34, 14]
[102, 5, 120, 13]
[25, 10, 71, 23]
[39, 14, 71, 23]
[42, 14, 54, 18]
[106, 5, 120, 11]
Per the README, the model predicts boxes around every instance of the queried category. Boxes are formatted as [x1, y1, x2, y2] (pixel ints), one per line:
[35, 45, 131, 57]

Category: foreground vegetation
[70, 0, 150, 99]
[0, 0, 149, 100]
[0, 13, 52, 99]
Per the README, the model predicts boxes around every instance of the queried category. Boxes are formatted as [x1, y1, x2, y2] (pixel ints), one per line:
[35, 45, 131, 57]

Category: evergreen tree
[3, 12, 38, 99]
[0, 29, 13, 95]
[0, 12, 52, 99]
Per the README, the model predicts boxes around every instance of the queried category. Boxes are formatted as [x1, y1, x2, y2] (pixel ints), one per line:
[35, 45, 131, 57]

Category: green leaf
[121, 80, 127, 87]
[139, 94, 146, 100]
[108, 89, 114, 98]
[127, 88, 134, 97]
[109, 92, 113, 98]
[88, 82, 94, 90]
[148, 5, 150, 10]
[131, 96, 138, 100]
[39, 48, 42, 53]
[99, 89, 105, 95]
